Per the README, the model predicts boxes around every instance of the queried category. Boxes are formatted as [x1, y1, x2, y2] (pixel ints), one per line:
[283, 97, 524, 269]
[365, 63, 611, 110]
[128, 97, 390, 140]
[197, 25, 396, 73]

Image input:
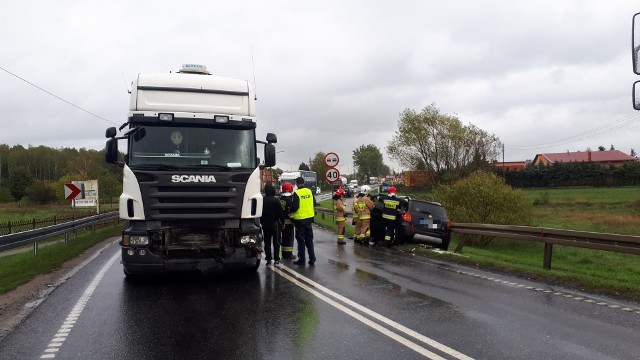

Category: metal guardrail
[451, 223, 640, 270]
[0, 212, 120, 255]
[316, 206, 640, 271]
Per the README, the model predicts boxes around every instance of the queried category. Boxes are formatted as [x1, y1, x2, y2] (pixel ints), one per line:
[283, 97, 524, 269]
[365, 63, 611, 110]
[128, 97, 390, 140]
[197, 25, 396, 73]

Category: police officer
[378, 186, 407, 248]
[279, 182, 296, 259]
[355, 185, 375, 244]
[333, 188, 347, 244]
[291, 177, 317, 265]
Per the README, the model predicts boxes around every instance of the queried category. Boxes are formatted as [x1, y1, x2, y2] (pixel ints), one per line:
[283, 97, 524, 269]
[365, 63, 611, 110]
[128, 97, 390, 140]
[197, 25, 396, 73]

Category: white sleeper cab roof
[129, 64, 256, 117]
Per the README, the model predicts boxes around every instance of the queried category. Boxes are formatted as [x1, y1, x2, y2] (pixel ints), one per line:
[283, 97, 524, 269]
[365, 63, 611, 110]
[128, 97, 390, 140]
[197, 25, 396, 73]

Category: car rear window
[409, 201, 447, 219]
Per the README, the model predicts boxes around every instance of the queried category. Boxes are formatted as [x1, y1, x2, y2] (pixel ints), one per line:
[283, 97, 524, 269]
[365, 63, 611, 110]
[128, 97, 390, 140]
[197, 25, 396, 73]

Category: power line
[0, 65, 118, 126]
[505, 112, 640, 151]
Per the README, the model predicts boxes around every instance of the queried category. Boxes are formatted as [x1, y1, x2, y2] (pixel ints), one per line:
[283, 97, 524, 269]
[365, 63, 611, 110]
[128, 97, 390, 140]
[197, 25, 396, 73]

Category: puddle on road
[325, 259, 450, 309]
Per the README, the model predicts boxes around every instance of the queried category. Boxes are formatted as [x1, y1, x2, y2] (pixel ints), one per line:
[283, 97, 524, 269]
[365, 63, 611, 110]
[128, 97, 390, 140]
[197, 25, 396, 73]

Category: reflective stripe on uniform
[382, 214, 396, 220]
[336, 217, 346, 222]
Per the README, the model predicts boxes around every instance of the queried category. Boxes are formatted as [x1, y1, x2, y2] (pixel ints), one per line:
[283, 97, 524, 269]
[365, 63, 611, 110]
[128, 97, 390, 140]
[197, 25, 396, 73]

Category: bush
[434, 170, 533, 246]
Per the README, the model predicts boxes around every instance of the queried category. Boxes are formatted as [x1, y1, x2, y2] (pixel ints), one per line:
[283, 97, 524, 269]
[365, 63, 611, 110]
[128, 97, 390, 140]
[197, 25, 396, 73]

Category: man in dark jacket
[261, 183, 282, 265]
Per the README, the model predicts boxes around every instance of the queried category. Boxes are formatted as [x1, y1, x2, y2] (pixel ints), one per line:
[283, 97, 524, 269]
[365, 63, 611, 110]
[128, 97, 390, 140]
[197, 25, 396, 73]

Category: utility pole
[502, 144, 505, 179]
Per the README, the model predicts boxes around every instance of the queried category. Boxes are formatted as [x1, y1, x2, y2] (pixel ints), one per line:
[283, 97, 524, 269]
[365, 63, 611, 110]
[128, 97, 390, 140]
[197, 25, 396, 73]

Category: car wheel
[440, 236, 451, 251]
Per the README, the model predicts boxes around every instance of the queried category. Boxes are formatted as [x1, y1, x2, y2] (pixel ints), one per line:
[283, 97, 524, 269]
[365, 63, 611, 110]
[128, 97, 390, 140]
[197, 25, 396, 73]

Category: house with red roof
[492, 160, 526, 172]
[532, 150, 637, 168]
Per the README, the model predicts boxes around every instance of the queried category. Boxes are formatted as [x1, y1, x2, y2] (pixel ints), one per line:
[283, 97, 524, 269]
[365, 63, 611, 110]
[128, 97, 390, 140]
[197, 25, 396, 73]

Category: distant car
[332, 183, 352, 198]
[370, 197, 451, 250]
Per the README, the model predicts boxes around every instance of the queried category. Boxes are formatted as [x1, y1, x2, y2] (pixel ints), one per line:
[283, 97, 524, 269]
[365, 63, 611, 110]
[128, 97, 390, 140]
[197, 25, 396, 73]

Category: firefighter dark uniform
[333, 188, 347, 244]
[279, 182, 296, 259]
[355, 185, 375, 244]
[379, 186, 407, 248]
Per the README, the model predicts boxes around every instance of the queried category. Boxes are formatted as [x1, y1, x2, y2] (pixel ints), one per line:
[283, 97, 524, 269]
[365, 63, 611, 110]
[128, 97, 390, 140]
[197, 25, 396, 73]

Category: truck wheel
[123, 268, 139, 279]
[251, 258, 260, 271]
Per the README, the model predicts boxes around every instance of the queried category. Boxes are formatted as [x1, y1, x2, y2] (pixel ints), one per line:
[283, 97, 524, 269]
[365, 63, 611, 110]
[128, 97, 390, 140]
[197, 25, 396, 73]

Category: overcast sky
[2, 1, 640, 177]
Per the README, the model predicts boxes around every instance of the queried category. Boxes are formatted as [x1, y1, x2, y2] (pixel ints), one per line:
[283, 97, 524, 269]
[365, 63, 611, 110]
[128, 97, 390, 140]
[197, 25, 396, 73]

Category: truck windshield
[127, 126, 257, 170]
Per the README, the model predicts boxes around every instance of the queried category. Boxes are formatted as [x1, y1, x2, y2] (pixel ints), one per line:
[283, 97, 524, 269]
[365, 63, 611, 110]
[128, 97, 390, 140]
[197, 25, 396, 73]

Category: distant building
[492, 161, 526, 172]
[532, 150, 637, 168]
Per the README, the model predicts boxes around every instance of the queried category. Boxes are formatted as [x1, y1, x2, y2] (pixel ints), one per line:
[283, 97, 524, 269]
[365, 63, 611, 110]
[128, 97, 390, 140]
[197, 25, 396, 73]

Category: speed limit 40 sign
[325, 167, 340, 182]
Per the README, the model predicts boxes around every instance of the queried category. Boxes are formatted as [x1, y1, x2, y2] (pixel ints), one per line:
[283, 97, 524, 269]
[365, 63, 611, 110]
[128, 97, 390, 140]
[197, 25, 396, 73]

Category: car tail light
[444, 220, 452, 234]
[402, 212, 412, 222]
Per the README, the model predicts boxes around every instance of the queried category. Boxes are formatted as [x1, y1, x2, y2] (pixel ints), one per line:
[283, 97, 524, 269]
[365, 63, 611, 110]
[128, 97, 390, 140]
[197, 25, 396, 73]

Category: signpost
[64, 180, 100, 214]
[324, 167, 340, 183]
[324, 152, 339, 168]
[64, 183, 83, 200]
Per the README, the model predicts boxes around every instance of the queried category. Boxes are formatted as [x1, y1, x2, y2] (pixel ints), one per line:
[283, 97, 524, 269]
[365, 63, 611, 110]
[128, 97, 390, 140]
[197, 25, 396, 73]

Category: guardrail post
[65, 232, 68, 244]
[33, 241, 38, 256]
[543, 242, 553, 270]
[454, 237, 466, 253]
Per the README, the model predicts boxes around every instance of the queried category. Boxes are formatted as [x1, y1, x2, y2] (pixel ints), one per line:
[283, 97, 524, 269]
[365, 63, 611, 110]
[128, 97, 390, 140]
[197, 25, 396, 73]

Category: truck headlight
[239, 235, 257, 245]
[129, 235, 149, 245]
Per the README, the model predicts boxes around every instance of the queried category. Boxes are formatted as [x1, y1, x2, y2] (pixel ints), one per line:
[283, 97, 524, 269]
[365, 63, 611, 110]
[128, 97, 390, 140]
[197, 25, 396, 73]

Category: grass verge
[0, 225, 121, 295]
[405, 236, 640, 301]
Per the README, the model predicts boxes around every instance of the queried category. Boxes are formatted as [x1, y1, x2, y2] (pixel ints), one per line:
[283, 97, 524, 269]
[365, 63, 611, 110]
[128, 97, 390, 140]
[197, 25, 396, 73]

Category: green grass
[0, 203, 119, 223]
[0, 225, 121, 295]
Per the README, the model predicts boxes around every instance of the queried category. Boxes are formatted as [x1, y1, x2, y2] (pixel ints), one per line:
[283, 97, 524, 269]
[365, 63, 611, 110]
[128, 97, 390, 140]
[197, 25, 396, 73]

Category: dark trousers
[295, 222, 315, 261]
[262, 221, 280, 261]
[281, 224, 295, 258]
[383, 219, 397, 248]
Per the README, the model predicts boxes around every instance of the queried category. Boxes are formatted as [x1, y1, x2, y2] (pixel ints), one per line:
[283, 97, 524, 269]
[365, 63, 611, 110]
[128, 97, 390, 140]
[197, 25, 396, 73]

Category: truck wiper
[183, 164, 233, 171]
[132, 164, 180, 171]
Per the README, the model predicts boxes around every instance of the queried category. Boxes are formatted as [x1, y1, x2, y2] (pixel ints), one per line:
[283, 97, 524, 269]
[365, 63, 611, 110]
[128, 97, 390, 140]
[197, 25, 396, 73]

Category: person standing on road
[261, 183, 282, 265]
[279, 182, 296, 260]
[356, 185, 375, 245]
[291, 176, 317, 265]
[378, 186, 407, 248]
[352, 192, 362, 243]
[333, 188, 347, 245]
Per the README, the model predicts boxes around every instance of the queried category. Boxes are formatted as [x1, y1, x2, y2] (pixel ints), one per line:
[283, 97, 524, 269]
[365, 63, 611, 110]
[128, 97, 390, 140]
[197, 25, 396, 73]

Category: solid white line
[270, 266, 447, 359]
[39, 251, 120, 359]
[273, 264, 474, 360]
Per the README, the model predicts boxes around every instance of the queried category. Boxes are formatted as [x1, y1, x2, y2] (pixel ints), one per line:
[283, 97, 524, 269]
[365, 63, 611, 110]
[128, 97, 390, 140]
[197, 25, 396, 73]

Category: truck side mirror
[634, 13, 640, 75]
[264, 144, 276, 167]
[266, 133, 277, 144]
[105, 138, 119, 164]
[634, 81, 640, 110]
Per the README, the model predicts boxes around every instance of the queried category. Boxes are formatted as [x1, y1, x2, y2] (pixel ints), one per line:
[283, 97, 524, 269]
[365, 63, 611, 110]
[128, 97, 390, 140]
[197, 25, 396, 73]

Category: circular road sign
[325, 167, 340, 183]
[324, 152, 340, 167]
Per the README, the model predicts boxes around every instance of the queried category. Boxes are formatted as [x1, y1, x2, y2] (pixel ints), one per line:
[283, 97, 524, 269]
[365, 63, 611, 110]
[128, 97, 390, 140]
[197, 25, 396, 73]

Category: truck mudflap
[121, 244, 262, 275]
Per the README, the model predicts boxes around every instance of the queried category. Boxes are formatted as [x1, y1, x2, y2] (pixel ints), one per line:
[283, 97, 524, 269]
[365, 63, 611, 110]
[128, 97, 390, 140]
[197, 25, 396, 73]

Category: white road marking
[272, 264, 474, 360]
[39, 252, 120, 359]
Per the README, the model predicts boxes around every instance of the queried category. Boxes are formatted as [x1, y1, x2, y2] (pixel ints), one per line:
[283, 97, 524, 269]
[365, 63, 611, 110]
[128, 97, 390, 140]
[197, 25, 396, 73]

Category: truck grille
[135, 171, 247, 220]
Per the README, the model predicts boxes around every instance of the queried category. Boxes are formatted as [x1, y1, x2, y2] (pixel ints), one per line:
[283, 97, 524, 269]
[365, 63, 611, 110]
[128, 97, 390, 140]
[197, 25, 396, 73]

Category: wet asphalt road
[1, 225, 640, 359]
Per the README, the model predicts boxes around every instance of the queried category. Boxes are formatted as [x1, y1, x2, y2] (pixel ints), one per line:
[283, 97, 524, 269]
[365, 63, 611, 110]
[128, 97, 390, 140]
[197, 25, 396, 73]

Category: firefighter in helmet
[378, 186, 407, 248]
[279, 182, 296, 259]
[333, 188, 347, 244]
[355, 185, 375, 244]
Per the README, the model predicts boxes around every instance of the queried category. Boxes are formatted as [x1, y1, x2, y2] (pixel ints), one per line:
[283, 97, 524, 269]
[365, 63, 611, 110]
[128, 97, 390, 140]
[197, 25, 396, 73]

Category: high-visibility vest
[292, 187, 315, 220]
